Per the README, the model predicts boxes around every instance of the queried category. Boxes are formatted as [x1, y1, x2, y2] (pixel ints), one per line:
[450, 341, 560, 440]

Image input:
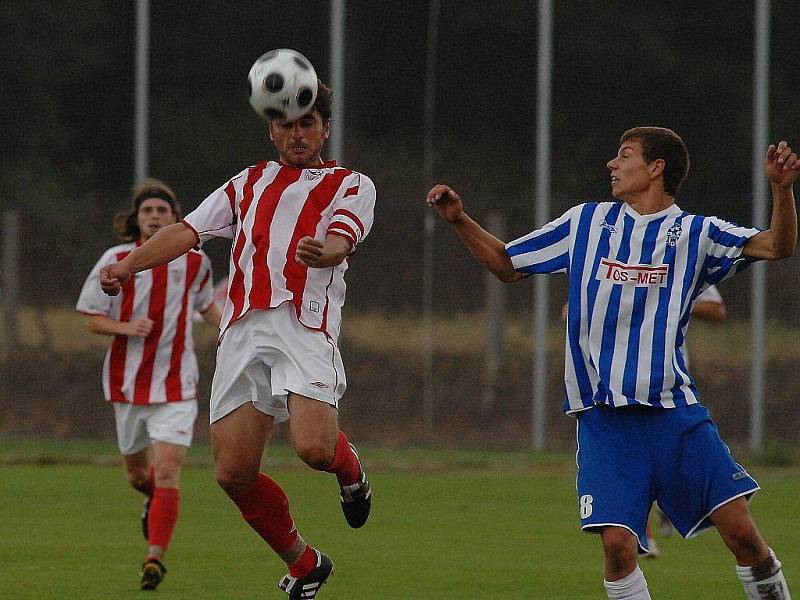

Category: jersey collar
[277, 159, 338, 169]
[623, 202, 682, 221]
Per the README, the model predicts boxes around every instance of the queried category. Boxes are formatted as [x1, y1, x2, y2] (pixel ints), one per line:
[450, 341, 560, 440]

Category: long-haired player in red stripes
[77, 178, 221, 590]
[99, 81, 375, 600]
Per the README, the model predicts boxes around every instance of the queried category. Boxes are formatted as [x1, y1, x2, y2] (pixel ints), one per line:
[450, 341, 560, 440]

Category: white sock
[736, 548, 792, 600]
[604, 565, 652, 600]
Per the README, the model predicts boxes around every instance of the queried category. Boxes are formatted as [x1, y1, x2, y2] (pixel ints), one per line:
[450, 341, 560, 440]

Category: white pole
[532, 0, 553, 451]
[422, 0, 441, 438]
[134, 0, 149, 184]
[483, 211, 507, 414]
[750, 0, 770, 455]
[329, 0, 346, 162]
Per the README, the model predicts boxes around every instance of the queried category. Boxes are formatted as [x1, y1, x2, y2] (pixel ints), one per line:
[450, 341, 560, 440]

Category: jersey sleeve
[504, 206, 576, 274]
[182, 175, 242, 246]
[695, 284, 723, 303]
[193, 253, 215, 313]
[76, 250, 116, 316]
[327, 173, 376, 252]
[703, 217, 762, 284]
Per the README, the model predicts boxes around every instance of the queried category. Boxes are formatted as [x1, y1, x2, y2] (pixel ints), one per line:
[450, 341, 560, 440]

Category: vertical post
[421, 0, 441, 439]
[750, 0, 770, 455]
[329, 0, 346, 162]
[134, 0, 150, 185]
[532, 0, 553, 450]
[483, 210, 507, 414]
[1, 210, 20, 366]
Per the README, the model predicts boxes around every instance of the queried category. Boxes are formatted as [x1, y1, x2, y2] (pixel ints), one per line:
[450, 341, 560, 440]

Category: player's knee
[125, 468, 149, 491]
[153, 461, 181, 488]
[723, 523, 765, 560]
[295, 442, 334, 471]
[601, 528, 639, 573]
[215, 464, 257, 497]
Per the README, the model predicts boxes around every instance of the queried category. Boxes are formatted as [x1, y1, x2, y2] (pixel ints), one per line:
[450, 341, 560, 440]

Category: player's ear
[649, 158, 665, 179]
[323, 120, 330, 139]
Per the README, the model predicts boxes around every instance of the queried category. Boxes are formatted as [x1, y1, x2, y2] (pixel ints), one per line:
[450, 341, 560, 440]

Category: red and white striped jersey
[76, 243, 214, 405]
[182, 160, 375, 343]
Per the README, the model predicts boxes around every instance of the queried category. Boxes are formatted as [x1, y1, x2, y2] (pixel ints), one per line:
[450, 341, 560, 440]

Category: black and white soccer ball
[247, 49, 318, 121]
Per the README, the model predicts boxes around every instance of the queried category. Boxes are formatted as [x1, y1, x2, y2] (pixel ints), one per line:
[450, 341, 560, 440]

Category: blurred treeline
[3, 1, 799, 313]
[2, 2, 800, 449]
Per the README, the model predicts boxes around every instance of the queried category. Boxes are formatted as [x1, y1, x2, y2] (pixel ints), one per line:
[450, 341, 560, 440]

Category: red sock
[289, 545, 318, 579]
[230, 474, 299, 556]
[325, 431, 361, 486]
[148, 487, 180, 550]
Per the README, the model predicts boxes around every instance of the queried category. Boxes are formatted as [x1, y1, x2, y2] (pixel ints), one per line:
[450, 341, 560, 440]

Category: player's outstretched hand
[765, 141, 800, 188]
[100, 262, 132, 296]
[296, 236, 325, 267]
[426, 184, 464, 224]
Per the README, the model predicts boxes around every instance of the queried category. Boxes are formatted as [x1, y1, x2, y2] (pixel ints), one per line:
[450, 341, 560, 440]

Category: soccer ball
[247, 49, 318, 121]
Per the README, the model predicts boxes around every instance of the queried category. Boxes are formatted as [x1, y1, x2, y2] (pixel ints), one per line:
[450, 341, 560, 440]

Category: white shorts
[113, 399, 198, 455]
[209, 303, 346, 424]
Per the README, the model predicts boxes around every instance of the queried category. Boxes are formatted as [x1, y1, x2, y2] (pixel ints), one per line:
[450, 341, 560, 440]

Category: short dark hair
[312, 80, 333, 121]
[620, 127, 690, 197]
[113, 177, 181, 241]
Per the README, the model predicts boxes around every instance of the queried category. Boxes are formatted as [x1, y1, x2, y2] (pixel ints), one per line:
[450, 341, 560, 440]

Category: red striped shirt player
[99, 82, 375, 599]
[76, 178, 221, 590]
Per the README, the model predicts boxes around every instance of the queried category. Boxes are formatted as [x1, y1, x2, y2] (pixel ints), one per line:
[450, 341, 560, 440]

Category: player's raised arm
[426, 184, 522, 283]
[743, 140, 799, 260]
[100, 221, 198, 295]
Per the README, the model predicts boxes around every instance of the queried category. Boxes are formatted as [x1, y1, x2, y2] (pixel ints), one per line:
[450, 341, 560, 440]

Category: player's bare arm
[691, 300, 726, 321]
[743, 140, 799, 260]
[87, 315, 154, 337]
[200, 303, 222, 328]
[100, 222, 197, 295]
[426, 184, 522, 283]
[295, 234, 351, 268]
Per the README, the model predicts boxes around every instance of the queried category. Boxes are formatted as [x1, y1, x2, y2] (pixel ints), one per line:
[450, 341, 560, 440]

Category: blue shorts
[575, 403, 759, 554]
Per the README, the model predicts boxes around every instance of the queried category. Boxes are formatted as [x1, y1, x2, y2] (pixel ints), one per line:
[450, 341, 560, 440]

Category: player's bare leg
[123, 449, 155, 542]
[124, 447, 154, 496]
[289, 393, 371, 528]
[287, 394, 337, 469]
[642, 519, 659, 559]
[711, 498, 792, 599]
[212, 402, 329, 598]
[600, 526, 652, 599]
[146, 442, 185, 559]
[137, 441, 185, 590]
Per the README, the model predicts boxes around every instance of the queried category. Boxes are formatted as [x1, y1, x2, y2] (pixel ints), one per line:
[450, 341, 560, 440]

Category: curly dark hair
[112, 178, 181, 242]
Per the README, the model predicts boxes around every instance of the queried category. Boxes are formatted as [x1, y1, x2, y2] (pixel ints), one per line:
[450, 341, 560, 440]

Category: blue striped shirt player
[506, 202, 758, 414]
[426, 127, 798, 600]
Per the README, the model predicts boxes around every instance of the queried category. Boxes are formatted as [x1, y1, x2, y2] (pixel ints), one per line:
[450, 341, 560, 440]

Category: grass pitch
[0, 440, 797, 599]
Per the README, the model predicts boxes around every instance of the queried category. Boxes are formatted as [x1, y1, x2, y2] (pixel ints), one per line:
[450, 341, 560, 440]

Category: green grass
[1, 440, 798, 599]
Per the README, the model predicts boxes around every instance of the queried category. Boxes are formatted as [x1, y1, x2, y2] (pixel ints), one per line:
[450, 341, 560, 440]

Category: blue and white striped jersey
[505, 202, 760, 414]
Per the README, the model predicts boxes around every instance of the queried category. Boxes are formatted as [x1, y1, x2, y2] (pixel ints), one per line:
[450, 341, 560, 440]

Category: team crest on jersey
[597, 258, 669, 287]
[305, 169, 324, 181]
[666, 224, 683, 246]
[598, 219, 617, 234]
